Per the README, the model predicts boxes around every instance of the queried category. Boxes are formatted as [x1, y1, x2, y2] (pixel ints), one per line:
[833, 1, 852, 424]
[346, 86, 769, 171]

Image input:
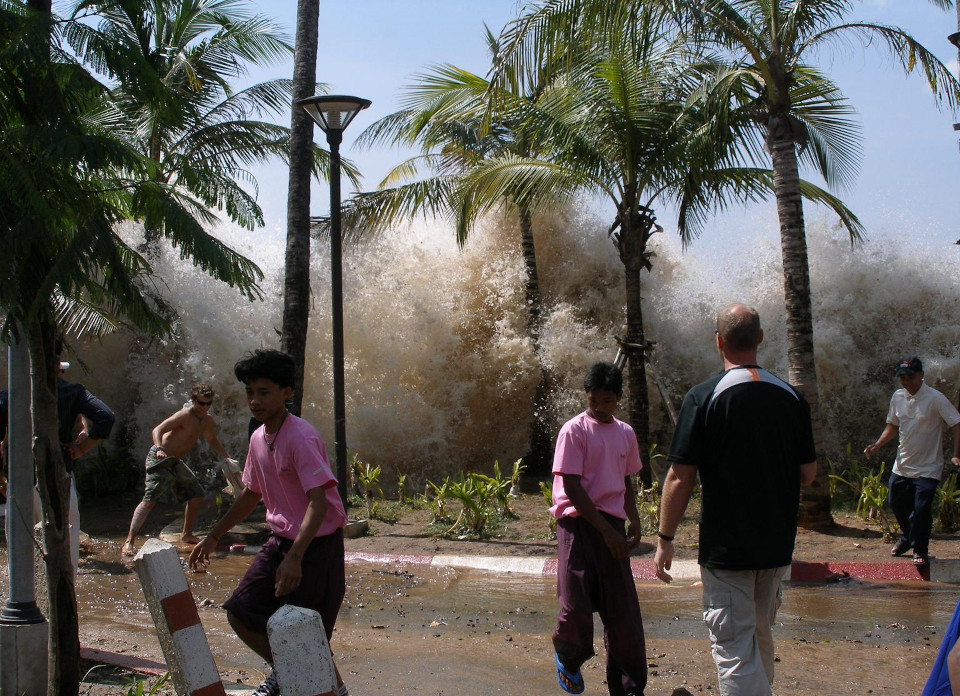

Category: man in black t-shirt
[654, 304, 817, 696]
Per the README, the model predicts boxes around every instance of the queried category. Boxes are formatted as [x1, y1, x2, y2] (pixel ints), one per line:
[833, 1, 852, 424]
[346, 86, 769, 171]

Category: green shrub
[446, 472, 499, 537]
[540, 480, 557, 535]
[124, 672, 170, 696]
[831, 460, 896, 541]
[936, 471, 960, 533]
[426, 477, 452, 523]
[351, 453, 383, 520]
[636, 480, 660, 537]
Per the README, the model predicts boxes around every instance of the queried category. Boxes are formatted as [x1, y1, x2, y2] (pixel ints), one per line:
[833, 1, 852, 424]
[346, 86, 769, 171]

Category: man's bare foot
[180, 534, 201, 545]
[121, 542, 136, 557]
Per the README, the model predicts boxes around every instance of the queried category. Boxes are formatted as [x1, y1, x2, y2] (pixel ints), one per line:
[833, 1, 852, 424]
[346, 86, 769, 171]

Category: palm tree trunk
[280, 0, 321, 416]
[518, 207, 553, 475]
[613, 203, 653, 489]
[25, 2, 82, 691]
[623, 259, 652, 489]
[28, 316, 80, 696]
[768, 128, 833, 529]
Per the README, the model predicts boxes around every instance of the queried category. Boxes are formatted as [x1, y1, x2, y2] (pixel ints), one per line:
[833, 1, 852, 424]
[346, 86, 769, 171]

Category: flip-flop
[554, 652, 584, 695]
[890, 540, 910, 557]
[913, 553, 929, 567]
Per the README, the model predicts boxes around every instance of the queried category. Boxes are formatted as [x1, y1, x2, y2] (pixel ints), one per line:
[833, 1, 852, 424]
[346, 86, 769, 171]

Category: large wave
[19, 201, 960, 489]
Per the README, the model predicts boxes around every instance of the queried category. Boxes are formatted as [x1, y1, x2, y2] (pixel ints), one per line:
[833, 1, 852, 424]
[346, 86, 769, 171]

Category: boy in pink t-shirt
[551, 362, 647, 696]
[189, 350, 349, 696]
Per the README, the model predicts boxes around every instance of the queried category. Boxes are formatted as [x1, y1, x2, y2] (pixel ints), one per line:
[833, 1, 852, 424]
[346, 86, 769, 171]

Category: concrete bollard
[267, 605, 336, 696]
[134, 538, 226, 696]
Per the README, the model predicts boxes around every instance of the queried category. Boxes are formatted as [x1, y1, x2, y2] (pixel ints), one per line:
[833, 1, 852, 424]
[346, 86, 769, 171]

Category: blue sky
[243, 0, 960, 249]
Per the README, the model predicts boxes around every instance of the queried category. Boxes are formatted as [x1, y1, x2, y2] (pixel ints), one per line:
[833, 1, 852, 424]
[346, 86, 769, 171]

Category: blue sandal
[554, 652, 585, 694]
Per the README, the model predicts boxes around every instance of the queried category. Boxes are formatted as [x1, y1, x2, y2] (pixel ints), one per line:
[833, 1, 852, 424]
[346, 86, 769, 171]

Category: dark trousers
[553, 513, 647, 696]
[888, 472, 939, 557]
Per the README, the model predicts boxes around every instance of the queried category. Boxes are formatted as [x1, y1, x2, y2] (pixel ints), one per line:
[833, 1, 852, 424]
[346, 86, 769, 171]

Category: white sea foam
[8, 203, 960, 484]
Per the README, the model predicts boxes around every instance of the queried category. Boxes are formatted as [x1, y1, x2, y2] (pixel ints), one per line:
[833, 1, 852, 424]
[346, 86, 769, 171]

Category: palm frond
[799, 21, 960, 111]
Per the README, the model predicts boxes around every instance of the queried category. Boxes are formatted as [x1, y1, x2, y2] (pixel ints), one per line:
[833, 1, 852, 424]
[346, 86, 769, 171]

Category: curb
[214, 546, 959, 584]
[80, 647, 167, 677]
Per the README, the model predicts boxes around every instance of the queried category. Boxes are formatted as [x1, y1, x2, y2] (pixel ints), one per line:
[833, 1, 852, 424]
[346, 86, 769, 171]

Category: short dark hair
[191, 383, 215, 400]
[717, 305, 762, 352]
[584, 362, 622, 393]
[234, 350, 296, 389]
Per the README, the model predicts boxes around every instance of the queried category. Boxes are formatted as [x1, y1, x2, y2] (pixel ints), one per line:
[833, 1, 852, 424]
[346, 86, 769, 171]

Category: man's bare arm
[623, 476, 642, 549]
[562, 474, 630, 560]
[950, 423, 960, 468]
[800, 461, 817, 487]
[654, 463, 698, 583]
[189, 487, 262, 570]
[864, 423, 898, 460]
[274, 486, 329, 597]
[202, 418, 230, 459]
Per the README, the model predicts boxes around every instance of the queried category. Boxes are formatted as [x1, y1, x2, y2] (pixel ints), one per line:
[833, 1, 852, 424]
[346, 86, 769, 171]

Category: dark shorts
[223, 531, 346, 639]
[143, 447, 204, 503]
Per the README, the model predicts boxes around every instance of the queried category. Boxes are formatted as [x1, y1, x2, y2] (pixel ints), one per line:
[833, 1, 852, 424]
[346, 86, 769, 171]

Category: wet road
[56, 539, 960, 695]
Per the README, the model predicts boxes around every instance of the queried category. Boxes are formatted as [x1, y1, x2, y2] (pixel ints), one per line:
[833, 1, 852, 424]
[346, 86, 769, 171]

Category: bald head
[717, 304, 762, 353]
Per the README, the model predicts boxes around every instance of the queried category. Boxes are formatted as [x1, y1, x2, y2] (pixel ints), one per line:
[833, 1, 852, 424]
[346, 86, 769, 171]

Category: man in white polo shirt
[864, 356, 960, 567]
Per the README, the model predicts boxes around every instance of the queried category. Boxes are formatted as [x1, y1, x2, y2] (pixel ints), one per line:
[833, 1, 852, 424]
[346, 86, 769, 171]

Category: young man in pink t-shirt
[551, 362, 647, 696]
[189, 350, 348, 696]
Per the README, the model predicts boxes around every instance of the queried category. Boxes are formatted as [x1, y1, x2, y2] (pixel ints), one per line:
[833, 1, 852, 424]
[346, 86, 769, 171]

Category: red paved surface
[790, 560, 929, 583]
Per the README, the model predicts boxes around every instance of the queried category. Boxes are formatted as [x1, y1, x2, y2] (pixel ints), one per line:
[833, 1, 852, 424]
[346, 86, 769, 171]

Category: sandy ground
[5, 486, 960, 695]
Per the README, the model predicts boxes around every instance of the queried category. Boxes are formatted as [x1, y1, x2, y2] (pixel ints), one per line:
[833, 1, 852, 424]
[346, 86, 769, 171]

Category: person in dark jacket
[0, 358, 114, 575]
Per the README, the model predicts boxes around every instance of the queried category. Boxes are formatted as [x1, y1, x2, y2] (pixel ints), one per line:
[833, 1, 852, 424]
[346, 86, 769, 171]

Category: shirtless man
[122, 383, 233, 556]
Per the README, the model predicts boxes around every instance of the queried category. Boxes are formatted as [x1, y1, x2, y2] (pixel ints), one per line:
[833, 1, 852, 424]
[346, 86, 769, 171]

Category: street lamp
[296, 95, 371, 505]
[951, 33, 960, 134]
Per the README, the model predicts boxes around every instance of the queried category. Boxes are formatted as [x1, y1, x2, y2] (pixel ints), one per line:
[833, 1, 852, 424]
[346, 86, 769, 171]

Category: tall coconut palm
[343, 30, 568, 474]
[487, 1, 867, 488]
[282, 0, 320, 415]
[665, 0, 960, 526]
[492, 0, 960, 525]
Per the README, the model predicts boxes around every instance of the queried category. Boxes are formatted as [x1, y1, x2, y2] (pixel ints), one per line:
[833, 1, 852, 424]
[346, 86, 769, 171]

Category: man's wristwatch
[657, 531, 675, 542]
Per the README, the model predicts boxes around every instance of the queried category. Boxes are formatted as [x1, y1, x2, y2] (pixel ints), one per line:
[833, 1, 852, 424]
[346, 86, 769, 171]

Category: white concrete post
[134, 538, 226, 696]
[267, 605, 336, 696]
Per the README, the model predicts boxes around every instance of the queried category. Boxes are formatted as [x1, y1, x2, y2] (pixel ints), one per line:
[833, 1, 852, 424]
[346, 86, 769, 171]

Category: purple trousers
[553, 513, 647, 696]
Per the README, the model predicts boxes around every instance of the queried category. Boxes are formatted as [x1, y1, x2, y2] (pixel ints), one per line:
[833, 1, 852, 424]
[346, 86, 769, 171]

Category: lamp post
[296, 95, 371, 505]
[0, 337, 48, 696]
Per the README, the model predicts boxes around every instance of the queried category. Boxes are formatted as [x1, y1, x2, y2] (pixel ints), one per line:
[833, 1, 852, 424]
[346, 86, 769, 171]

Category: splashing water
[5, 203, 959, 488]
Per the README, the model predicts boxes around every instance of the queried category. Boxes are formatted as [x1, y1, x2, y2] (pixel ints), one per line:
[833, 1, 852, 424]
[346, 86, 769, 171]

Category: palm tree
[491, 0, 960, 524]
[64, 0, 350, 415]
[665, 0, 960, 526]
[64, 0, 302, 250]
[282, 0, 318, 416]
[343, 30, 567, 474]
[487, 1, 867, 489]
[1, 2, 265, 691]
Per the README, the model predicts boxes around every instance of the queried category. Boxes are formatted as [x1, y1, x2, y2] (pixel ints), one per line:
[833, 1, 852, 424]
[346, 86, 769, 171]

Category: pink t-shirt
[242, 414, 347, 539]
[550, 411, 643, 520]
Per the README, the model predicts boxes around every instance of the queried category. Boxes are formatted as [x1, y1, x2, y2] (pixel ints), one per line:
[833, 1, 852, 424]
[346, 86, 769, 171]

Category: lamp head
[297, 95, 372, 135]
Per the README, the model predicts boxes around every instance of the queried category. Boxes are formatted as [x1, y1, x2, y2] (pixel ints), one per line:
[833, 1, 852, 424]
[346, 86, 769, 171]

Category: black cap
[896, 356, 923, 376]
